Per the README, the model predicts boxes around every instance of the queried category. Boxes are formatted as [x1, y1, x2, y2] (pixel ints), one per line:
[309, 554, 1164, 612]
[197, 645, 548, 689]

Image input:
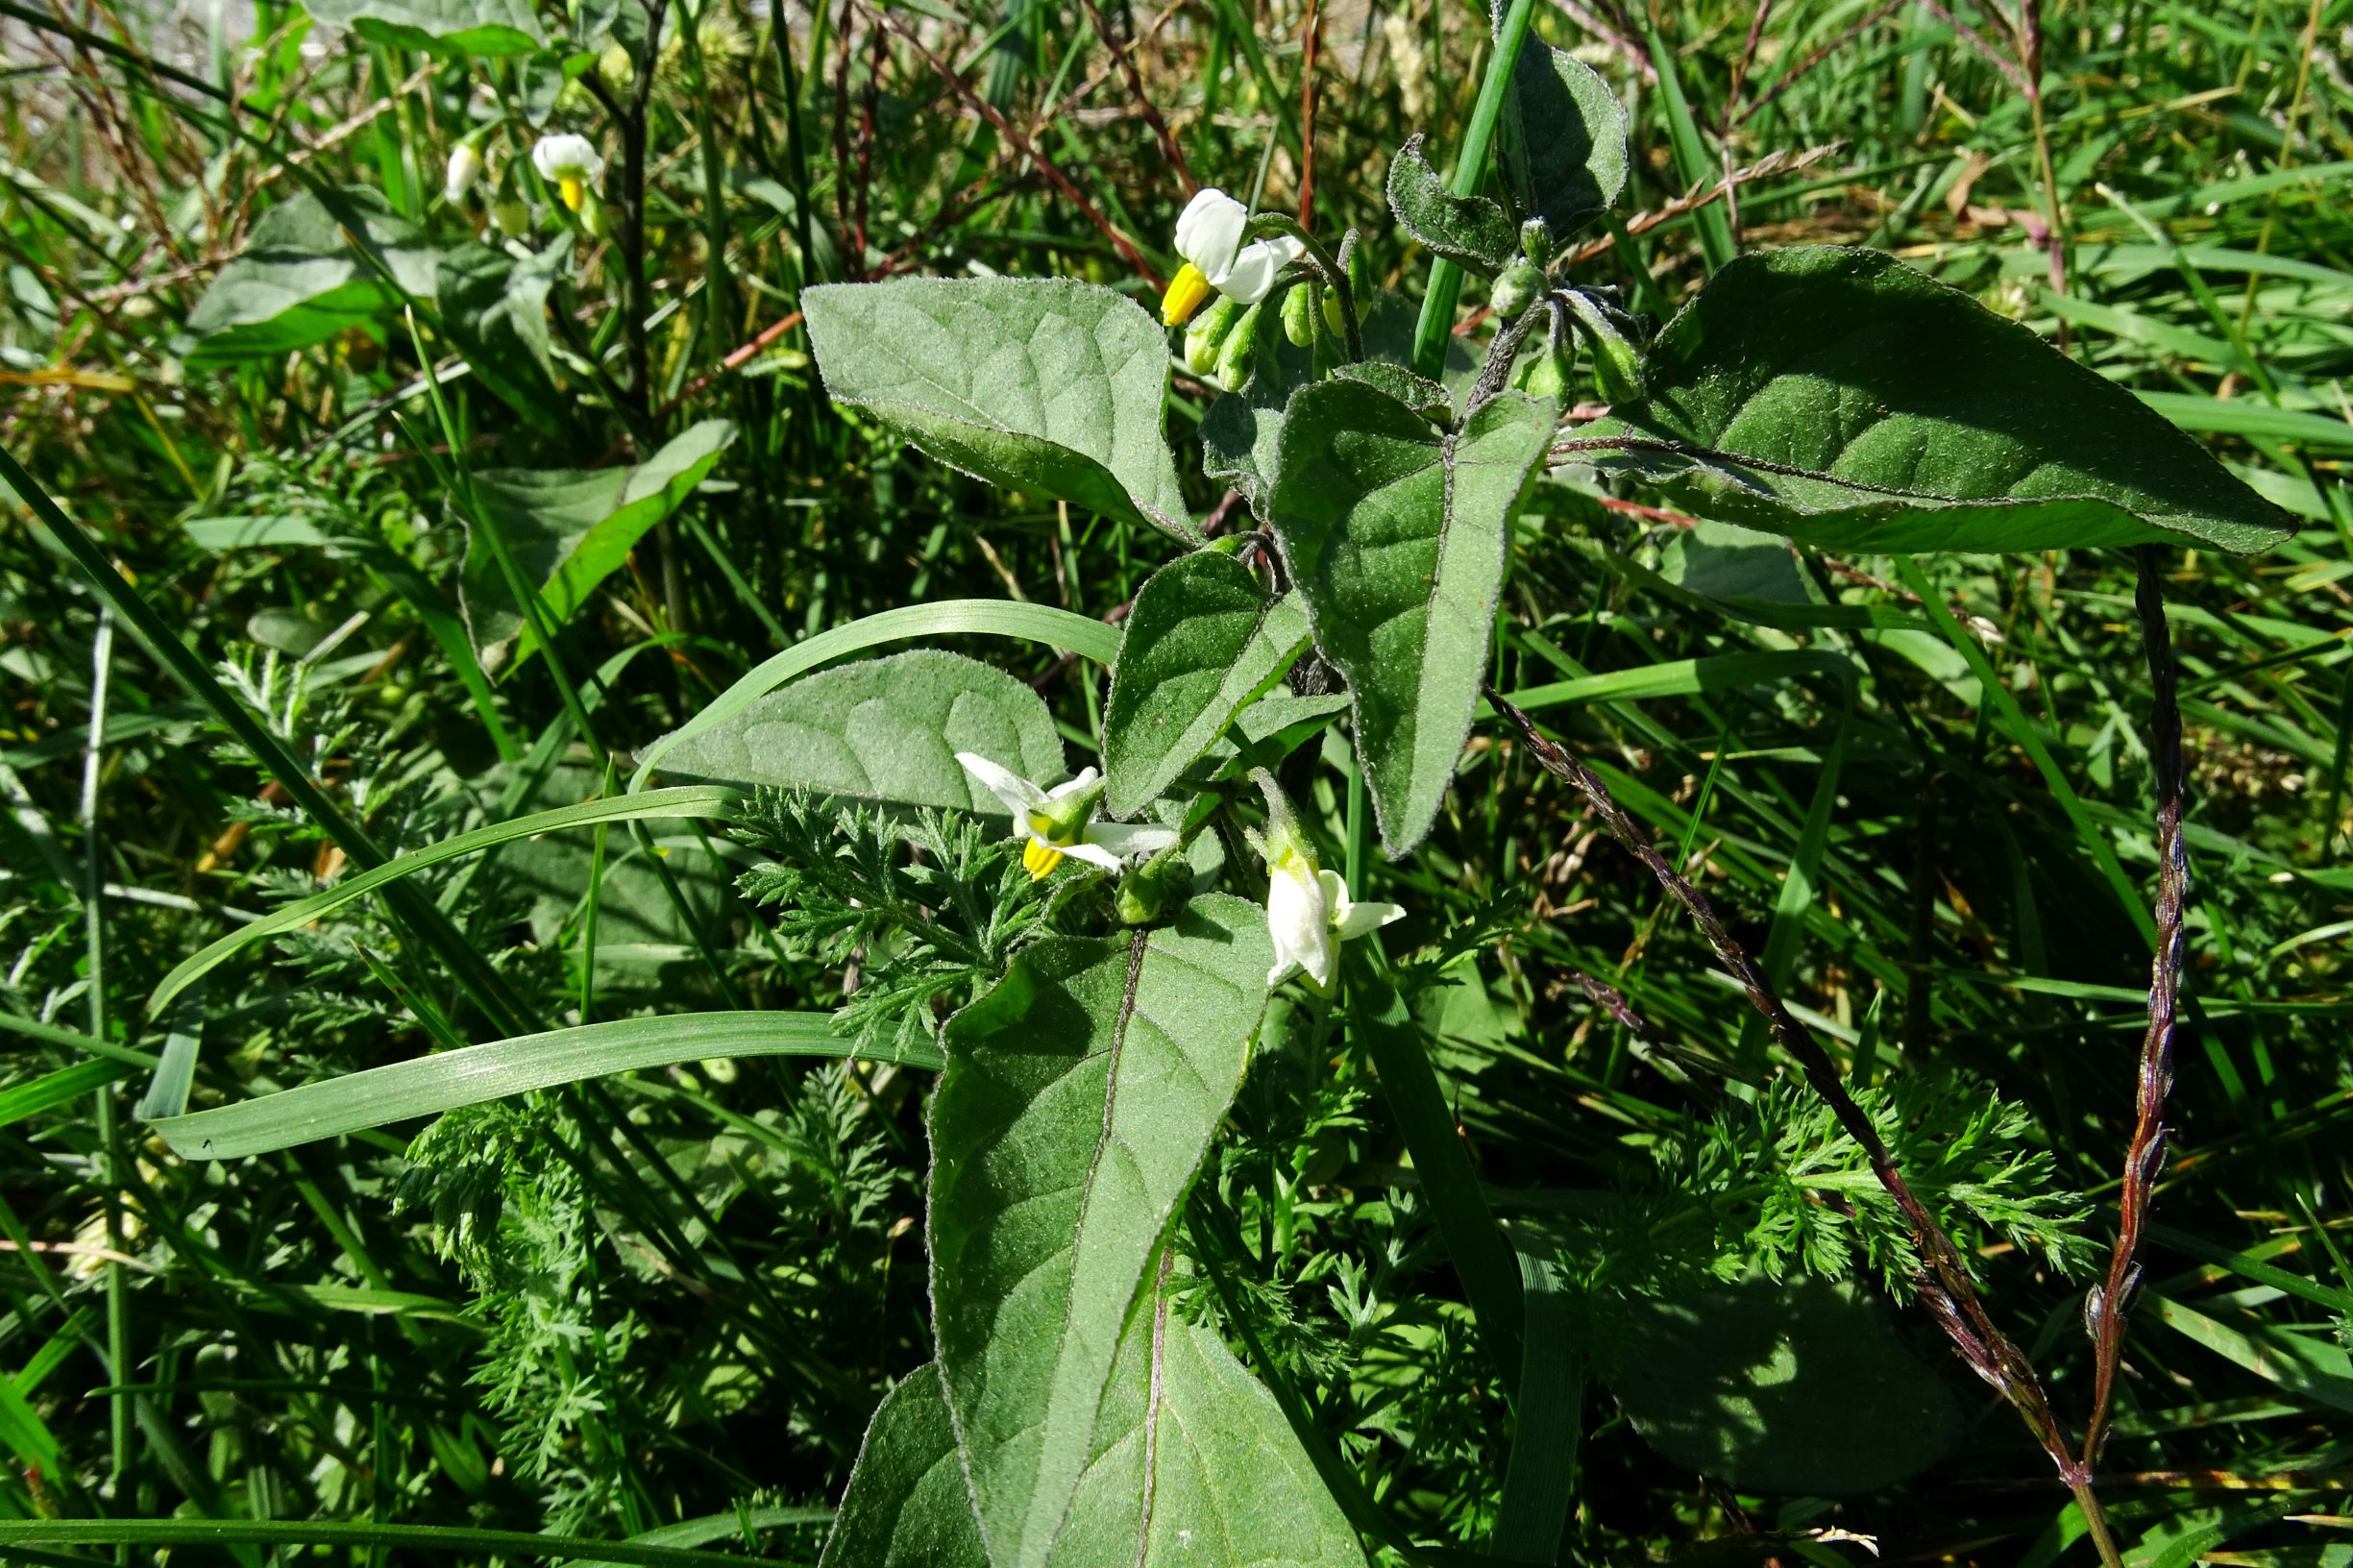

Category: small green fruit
[1491, 261, 1547, 320]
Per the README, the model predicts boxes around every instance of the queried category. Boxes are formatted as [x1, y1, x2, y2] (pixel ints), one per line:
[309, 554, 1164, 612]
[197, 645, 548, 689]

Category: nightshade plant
[55, 5, 2297, 1567]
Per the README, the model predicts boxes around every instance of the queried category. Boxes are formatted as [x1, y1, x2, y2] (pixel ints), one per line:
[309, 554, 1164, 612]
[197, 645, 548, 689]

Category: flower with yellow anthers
[956, 754, 1178, 881]
[1162, 187, 1304, 326]
[1253, 772, 1405, 990]
[531, 134, 605, 212]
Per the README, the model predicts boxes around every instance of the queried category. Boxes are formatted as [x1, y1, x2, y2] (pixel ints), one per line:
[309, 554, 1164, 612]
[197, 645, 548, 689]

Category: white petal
[444, 143, 482, 204]
[1217, 237, 1294, 306]
[955, 751, 1045, 816]
[1059, 840, 1130, 872]
[1266, 861, 1335, 989]
[1334, 900, 1406, 941]
[532, 133, 603, 182]
[1045, 767, 1102, 801]
[1174, 187, 1247, 282]
[1085, 821, 1177, 859]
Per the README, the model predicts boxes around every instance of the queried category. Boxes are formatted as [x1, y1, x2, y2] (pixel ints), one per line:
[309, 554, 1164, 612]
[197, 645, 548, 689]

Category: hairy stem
[2083, 546, 2192, 1464]
[1485, 689, 2114, 1540]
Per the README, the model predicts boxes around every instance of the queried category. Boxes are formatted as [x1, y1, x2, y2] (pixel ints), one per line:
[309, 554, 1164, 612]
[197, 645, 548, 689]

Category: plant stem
[1410, 0, 1537, 380]
[2083, 546, 2192, 1465]
[1485, 688, 2114, 1542]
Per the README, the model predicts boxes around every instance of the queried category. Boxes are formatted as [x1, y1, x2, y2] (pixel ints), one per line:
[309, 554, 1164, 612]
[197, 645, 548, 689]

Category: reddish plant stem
[2083, 546, 2192, 1464]
[1297, 0, 1322, 227]
[865, 0, 1164, 288]
[1486, 690, 2098, 1498]
[1078, 0, 1194, 194]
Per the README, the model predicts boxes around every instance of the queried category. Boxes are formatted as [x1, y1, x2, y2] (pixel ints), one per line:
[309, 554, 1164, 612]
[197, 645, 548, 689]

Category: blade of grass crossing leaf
[1411, 0, 1537, 379]
[630, 600, 1119, 788]
[1893, 556, 2154, 947]
[146, 787, 745, 1017]
[149, 1010, 923, 1160]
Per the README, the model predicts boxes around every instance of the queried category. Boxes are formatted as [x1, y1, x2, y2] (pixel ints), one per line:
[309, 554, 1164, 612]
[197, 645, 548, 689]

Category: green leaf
[150, 1011, 917, 1161]
[184, 189, 438, 362]
[646, 649, 1067, 812]
[1497, 37, 1630, 239]
[819, 1365, 989, 1568]
[1659, 519, 1818, 606]
[296, 0, 545, 54]
[1102, 553, 1311, 818]
[460, 419, 738, 673]
[1272, 381, 1557, 856]
[1048, 1267, 1366, 1567]
[632, 600, 1118, 792]
[803, 277, 1198, 544]
[1602, 1275, 1961, 1494]
[927, 894, 1275, 1568]
[1385, 133, 1518, 275]
[1577, 247, 2297, 554]
[1330, 360, 1455, 424]
[435, 238, 567, 434]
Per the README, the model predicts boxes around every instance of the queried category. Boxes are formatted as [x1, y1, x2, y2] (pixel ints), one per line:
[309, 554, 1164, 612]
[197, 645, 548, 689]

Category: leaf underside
[1272, 381, 1558, 857]
[1102, 552, 1311, 818]
[926, 894, 1274, 1568]
[804, 277, 1199, 545]
[1580, 246, 2296, 554]
[644, 649, 1066, 812]
[1385, 133, 1518, 275]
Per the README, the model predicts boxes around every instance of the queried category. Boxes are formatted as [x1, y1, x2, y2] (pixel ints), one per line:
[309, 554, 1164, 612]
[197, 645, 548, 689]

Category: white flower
[955, 753, 1177, 881]
[444, 140, 484, 205]
[531, 134, 605, 211]
[1254, 772, 1405, 990]
[1163, 187, 1306, 324]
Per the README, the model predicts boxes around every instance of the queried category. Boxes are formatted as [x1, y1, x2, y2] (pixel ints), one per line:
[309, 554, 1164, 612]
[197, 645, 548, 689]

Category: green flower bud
[1519, 216, 1555, 267]
[1563, 292, 1642, 404]
[1184, 295, 1243, 378]
[1115, 845, 1189, 926]
[1512, 336, 1574, 400]
[1491, 261, 1547, 321]
[1213, 302, 1262, 390]
[1282, 281, 1317, 348]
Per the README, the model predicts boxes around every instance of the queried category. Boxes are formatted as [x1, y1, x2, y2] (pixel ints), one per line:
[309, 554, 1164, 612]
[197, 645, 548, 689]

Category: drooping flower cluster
[1252, 772, 1404, 990]
[955, 755, 1177, 881]
[1161, 187, 1304, 327]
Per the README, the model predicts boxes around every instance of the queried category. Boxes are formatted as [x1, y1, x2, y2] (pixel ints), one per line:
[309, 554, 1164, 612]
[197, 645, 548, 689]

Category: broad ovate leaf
[928, 894, 1274, 1568]
[1102, 552, 1311, 818]
[1577, 247, 2296, 554]
[1496, 28, 1629, 239]
[820, 1364, 989, 1568]
[435, 237, 568, 434]
[1272, 381, 1557, 856]
[459, 418, 737, 673]
[1603, 1275, 1962, 1494]
[645, 649, 1066, 812]
[804, 278, 1198, 544]
[1385, 134, 1517, 276]
[1044, 1264, 1366, 1567]
[184, 189, 438, 362]
[297, 0, 545, 54]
